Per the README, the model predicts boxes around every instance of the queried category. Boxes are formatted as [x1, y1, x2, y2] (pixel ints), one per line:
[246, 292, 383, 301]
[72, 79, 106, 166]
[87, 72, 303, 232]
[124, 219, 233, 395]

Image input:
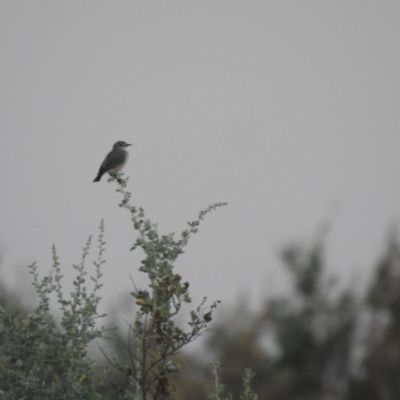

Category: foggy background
[1, 1, 400, 318]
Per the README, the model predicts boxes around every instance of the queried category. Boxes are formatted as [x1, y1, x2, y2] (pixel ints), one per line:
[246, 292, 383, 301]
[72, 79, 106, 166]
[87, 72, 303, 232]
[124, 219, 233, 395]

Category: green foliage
[0, 172, 229, 399]
[208, 362, 232, 400]
[207, 362, 257, 400]
[0, 222, 107, 400]
[102, 175, 226, 399]
[239, 369, 258, 400]
[16, 168, 400, 399]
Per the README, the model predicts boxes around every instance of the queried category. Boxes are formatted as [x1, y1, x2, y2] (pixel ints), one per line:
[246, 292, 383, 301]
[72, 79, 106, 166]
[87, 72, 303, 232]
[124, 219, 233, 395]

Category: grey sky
[1, 2, 400, 313]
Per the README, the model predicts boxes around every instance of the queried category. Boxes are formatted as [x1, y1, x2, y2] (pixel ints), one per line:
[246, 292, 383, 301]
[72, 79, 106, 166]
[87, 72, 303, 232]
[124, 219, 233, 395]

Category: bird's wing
[101, 150, 126, 172]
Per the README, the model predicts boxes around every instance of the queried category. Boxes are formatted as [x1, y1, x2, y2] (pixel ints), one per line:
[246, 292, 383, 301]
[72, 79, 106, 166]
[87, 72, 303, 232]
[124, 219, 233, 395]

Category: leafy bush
[0, 224, 107, 400]
[0, 174, 238, 400]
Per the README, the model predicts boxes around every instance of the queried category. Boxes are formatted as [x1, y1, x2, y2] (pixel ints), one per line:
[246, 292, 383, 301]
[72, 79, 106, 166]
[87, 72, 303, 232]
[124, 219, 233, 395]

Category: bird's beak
[126, 144, 132, 146]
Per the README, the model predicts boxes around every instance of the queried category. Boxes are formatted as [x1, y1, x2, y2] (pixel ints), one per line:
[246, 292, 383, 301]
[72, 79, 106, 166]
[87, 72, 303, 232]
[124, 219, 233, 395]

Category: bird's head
[113, 141, 132, 149]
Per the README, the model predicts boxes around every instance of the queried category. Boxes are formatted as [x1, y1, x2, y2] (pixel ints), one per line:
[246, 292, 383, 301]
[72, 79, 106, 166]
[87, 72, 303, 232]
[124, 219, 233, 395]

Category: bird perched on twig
[93, 141, 131, 182]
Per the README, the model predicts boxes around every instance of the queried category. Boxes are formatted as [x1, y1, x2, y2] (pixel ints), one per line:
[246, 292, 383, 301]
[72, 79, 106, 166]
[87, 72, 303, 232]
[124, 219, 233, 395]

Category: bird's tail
[93, 172, 103, 182]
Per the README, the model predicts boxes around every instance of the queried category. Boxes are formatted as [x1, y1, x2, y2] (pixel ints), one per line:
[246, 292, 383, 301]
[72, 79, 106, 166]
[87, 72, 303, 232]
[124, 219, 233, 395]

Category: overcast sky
[1, 2, 400, 319]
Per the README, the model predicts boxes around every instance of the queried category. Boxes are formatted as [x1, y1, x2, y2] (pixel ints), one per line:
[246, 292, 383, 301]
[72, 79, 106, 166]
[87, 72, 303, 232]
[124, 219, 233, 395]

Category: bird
[93, 141, 131, 182]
